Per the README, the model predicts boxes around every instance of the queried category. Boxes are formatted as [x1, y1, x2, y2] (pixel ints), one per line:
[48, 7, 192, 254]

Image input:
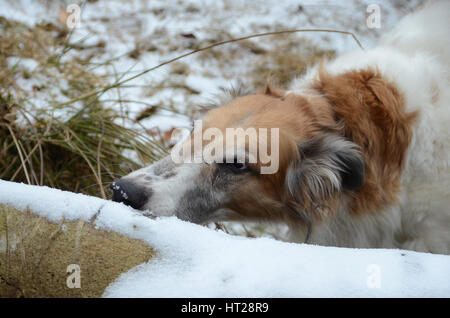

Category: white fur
[289, 0, 450, 254]
[124, 160, 203, 216]
[145, 164, 203, 215]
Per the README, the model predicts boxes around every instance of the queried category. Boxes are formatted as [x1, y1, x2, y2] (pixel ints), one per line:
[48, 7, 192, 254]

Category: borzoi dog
[111, 1, 450, 255]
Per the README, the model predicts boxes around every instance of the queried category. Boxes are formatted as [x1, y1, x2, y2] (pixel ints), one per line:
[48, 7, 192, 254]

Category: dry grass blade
[52, 28, 363, 111]
[5, 124, 31, 184]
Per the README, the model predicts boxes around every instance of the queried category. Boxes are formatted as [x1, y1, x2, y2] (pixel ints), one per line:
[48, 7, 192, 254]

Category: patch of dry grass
[194, 31, 335, 90]
[0, 205, 154, 297]
[249, 38, 335, 88]
[0, 17, 166, 198]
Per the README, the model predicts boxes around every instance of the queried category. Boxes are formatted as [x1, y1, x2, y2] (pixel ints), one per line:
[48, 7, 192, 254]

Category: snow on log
[0, 180, 448, 297]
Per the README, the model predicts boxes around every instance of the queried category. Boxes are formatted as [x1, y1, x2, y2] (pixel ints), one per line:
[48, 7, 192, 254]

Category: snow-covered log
[0, 180, 448, 297]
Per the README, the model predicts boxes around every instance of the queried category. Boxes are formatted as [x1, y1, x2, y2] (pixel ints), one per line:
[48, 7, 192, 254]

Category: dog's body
[286, 0, 450, 253]
[112, 1, 450, 254]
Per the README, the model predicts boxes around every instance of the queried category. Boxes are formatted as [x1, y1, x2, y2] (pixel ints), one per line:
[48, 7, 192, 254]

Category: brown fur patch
[313, 68, 418, 214]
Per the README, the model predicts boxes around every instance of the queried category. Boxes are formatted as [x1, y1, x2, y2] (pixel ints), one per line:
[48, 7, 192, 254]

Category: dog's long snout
[110, 179, 148, 210]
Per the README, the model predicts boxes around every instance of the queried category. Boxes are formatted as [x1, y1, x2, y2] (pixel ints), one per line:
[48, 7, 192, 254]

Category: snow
[1, 179, 449, 297]
[0, 180, 105, 223]
[7, 57, 39, 71]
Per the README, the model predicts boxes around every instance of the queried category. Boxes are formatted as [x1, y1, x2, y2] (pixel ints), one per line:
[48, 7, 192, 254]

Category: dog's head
[111, 86, 365, 231]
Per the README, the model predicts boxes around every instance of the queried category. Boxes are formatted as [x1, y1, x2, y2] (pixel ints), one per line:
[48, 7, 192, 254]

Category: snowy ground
[1, 179, 449, 297]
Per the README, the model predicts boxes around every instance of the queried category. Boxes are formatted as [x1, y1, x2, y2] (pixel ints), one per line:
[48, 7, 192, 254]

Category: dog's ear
[286, 134, 365, 206]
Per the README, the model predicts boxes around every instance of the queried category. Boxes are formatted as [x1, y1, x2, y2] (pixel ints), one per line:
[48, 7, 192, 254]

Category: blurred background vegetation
[0, 16, 167, 198]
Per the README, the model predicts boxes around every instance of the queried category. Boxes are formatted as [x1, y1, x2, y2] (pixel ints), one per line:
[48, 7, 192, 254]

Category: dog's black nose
[110, 179, 148, 210]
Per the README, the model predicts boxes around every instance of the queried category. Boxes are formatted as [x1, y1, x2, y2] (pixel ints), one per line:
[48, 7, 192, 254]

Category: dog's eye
[229, 162, 248, 173]
[220, 159, 252, 174]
